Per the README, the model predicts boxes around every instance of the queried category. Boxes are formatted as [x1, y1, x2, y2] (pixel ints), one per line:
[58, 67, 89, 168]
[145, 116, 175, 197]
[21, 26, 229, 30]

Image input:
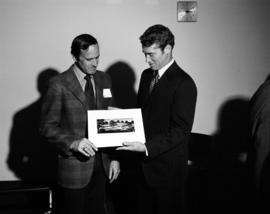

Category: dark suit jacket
[250, 79, 270, 193]
[40, 64, 114, 189]
[138, 61, 197, 187]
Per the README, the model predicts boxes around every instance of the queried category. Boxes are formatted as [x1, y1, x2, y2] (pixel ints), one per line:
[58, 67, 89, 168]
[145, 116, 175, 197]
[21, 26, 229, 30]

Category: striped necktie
[149, 70, 159, 94]
[84, 74, 96, 109]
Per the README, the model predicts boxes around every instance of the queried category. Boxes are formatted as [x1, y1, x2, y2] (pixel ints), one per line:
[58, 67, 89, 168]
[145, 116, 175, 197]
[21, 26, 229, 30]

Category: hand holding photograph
[87, 108, 145, 147]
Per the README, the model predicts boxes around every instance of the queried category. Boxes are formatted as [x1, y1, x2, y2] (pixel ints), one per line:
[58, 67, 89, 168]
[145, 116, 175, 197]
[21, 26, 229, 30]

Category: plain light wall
[0, 0, 269, 180]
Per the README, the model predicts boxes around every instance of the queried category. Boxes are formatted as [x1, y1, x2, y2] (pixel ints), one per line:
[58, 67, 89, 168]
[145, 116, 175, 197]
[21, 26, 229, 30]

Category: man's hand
[70, 138, 98, 157]
[109, 160, 120, 183]
[116, 141, 146, 152]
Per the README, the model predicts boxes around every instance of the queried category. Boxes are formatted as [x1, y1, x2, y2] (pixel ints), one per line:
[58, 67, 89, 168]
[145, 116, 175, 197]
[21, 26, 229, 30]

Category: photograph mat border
[87, 108, 145, 147]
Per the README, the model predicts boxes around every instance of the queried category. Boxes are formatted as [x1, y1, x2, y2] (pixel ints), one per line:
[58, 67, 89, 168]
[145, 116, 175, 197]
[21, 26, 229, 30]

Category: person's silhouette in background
[212, 97, 251, 214]
[106, 61, 137, 109]
[7, 68, 59, 183]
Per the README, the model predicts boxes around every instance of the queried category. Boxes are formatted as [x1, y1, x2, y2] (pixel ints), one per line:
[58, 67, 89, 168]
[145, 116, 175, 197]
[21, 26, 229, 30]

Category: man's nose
[92, 59, 98, 66]
[145, 55, 151, 63]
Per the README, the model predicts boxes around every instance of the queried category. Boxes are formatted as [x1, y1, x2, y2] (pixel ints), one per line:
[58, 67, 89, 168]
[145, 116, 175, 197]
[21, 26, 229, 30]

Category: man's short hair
[139, 24, 175, 50]
[71, 34, 98, 60]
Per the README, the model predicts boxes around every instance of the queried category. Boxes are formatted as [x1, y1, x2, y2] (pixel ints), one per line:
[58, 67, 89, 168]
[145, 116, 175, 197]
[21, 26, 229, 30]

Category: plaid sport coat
[40, 64, 115, 189]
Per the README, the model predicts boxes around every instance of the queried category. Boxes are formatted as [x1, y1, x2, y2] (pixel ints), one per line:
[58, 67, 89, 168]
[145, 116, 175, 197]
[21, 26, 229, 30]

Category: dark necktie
[84, 74, 96, 109]
[149, 70, 159, 94]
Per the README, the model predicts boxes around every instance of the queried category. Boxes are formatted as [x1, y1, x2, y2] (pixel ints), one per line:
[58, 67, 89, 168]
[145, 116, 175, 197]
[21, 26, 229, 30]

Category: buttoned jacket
[138, 61, 197, 187]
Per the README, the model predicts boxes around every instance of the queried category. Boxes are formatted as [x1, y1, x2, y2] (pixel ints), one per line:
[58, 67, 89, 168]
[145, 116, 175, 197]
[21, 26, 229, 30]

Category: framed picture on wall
[87, 108, 145, 148]
[177, 1, 198, 22]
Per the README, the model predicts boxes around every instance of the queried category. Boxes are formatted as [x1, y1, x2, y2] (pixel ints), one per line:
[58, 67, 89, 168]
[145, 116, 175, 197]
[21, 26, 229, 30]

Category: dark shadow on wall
[7, 68, 59, 185]
[210, 96, 254, 214]
[187, 132, 214, 214]
[106, 61, 137, 109]
[105, 61, 139, 214]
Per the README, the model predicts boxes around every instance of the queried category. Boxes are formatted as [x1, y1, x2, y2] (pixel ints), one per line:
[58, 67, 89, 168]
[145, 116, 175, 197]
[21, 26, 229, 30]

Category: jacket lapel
[147, 62, 178, 104]
[63, 66, 88, 111]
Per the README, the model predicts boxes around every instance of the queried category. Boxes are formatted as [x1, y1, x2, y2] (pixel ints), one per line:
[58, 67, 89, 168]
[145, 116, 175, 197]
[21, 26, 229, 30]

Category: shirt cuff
[144, 144, 149, 156]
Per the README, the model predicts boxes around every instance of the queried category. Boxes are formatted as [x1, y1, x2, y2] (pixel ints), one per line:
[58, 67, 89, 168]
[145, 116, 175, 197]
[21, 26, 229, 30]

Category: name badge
[103, 88, 112, 98]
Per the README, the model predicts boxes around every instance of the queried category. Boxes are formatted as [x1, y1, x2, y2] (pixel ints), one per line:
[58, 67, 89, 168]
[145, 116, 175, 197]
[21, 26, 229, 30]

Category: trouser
[56, 153, 107, 214]
[137, 170, 187, 214]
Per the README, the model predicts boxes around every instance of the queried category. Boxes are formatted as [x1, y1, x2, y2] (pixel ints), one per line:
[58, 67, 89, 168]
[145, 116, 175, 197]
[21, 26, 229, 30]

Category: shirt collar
[157, 59, 174, 78]
[73, 63, 87, 86]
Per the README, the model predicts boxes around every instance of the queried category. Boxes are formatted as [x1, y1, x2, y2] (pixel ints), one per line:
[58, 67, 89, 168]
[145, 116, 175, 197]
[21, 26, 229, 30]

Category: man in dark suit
[117, 24, 197, 214]
[40, 34, 120, 214]
[249, 76, 270, 212]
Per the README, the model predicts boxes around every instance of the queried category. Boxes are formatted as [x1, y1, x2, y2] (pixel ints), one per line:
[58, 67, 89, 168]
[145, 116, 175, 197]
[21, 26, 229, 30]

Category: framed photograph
[87, 108, 145, 148]
[177, 1, 198, 22]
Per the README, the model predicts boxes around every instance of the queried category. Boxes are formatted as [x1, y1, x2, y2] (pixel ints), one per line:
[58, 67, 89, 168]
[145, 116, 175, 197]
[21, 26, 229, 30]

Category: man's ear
[72, 55, 77, 62]
[164, 44, 172, 53]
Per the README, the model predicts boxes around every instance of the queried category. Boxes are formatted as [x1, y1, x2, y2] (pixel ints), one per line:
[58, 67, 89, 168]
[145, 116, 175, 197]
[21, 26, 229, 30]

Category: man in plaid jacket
[40, 34, 120, 214]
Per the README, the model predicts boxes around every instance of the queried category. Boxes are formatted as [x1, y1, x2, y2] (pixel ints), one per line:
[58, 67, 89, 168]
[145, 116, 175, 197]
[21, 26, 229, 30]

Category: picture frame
[87, 108, 145, 148]
[177, 1, 198, 22]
